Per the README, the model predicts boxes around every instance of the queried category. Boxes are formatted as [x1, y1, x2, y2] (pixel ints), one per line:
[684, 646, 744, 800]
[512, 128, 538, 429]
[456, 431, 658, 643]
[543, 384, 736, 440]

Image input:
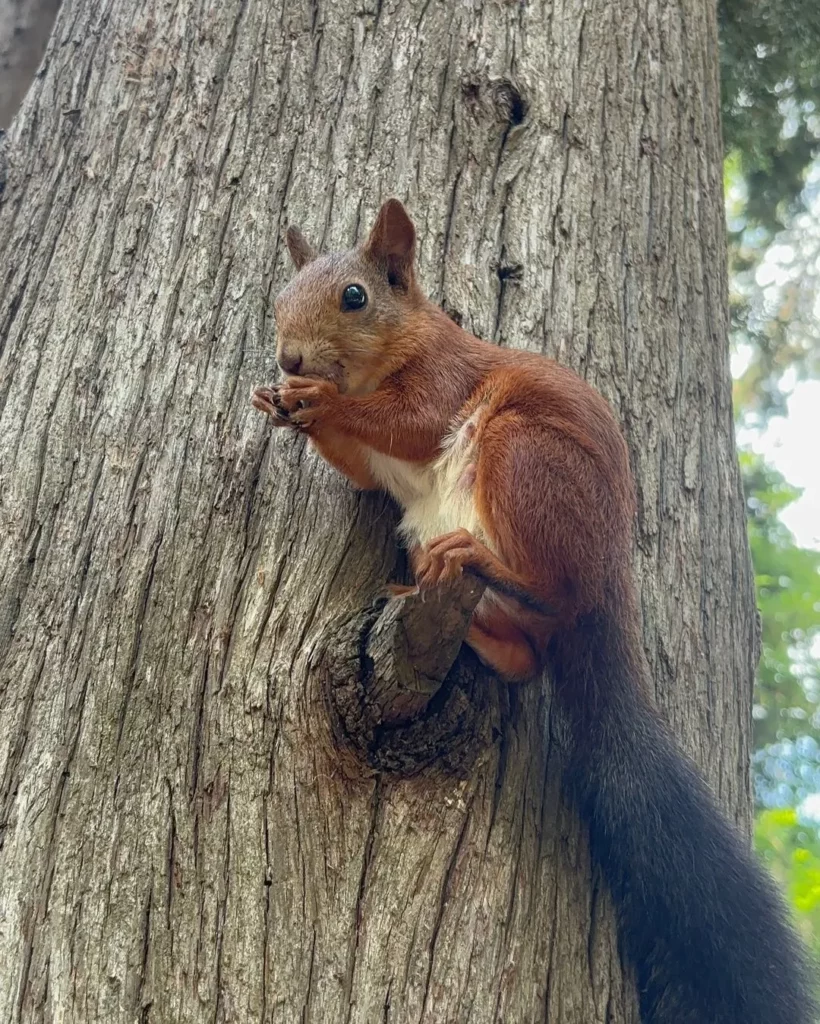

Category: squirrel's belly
[399, 483, 484, 548]
[365, 424, 487, 550]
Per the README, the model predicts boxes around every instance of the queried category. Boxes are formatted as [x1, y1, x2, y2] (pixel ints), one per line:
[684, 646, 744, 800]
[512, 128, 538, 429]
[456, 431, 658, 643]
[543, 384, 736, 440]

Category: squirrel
[252, 199, 815, 1023]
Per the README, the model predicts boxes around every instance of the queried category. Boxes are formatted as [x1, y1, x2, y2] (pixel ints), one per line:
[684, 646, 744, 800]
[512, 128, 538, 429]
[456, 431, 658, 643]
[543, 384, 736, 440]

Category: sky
[745, 378, 820, 551]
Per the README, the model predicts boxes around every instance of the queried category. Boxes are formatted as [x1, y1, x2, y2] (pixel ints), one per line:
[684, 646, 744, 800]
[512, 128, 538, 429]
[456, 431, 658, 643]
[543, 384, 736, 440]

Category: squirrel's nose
[277, 349, 302, 375]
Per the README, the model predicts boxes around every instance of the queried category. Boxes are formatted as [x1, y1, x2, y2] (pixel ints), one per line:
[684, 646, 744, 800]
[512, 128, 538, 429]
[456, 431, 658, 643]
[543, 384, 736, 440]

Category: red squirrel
[252, 200, 814, 1023]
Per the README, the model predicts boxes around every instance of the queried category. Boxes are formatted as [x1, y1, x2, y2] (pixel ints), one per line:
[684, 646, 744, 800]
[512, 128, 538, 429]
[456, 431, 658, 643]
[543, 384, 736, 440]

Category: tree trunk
[0, 0, 755, 1021]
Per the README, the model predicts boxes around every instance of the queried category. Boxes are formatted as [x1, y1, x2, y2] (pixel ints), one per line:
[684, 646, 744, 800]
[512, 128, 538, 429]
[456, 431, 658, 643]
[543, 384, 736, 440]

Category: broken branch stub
[322, 576, 496, 776]
[366, 578, 486, 721]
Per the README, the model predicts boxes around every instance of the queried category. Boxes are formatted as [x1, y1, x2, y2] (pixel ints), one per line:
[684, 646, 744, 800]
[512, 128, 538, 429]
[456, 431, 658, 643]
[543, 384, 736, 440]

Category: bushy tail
[548, 595, 817, 1024]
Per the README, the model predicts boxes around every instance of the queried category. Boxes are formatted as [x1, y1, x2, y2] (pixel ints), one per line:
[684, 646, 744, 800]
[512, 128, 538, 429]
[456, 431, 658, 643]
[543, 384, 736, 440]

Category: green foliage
[720, 0, 820, 965]
[719, 0, 820, 235]
[728, 193, 820, 425]
[723, 0, 820, 749]
[741, 450, 820, 747]
[720, 0, 820, 424]
[755, 808, 820, 958]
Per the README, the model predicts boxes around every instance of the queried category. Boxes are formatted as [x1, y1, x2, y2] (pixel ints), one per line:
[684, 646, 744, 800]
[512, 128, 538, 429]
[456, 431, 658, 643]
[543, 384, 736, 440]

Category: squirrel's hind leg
[465, 617, 539, 682]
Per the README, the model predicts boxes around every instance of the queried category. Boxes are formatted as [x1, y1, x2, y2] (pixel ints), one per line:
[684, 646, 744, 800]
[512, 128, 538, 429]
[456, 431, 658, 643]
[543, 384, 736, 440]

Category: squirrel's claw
[251, 385, 293, 426]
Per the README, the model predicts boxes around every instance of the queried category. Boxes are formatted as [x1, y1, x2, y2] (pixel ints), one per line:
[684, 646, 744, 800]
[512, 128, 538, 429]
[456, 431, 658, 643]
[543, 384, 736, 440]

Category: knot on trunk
[320, 578, 497, 776]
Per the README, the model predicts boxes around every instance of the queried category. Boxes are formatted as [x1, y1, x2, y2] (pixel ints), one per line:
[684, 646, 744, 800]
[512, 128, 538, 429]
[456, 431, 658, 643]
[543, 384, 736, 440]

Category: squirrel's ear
[363, 199, 416, 289]
[285, 225, 317, 270]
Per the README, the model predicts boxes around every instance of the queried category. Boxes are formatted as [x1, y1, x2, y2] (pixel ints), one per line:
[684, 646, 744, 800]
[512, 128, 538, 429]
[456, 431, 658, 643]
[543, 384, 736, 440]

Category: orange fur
[307, 430, 379, 490]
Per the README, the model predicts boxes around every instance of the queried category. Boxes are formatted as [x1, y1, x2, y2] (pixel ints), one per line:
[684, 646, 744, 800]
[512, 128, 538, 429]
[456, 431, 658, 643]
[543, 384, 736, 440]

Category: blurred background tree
[742, 452, 819, 746]
[719, 0, 820, 954]
[721, 0, 820, 423]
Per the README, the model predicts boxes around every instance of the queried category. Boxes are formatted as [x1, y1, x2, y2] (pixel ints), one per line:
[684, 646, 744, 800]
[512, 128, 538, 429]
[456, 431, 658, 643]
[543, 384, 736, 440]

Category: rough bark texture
[0, 0, 61, 128]
[0, 0, 756, 1021]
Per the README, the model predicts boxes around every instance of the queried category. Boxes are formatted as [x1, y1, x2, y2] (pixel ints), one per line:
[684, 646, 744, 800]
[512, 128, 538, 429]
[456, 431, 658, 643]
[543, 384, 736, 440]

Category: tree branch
[322, 577, 495, 776]
[365, 579, 486, 721]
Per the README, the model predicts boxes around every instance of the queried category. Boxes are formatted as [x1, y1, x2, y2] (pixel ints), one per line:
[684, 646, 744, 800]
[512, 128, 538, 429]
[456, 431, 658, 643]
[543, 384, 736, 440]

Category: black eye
[341, 284, 367, 311]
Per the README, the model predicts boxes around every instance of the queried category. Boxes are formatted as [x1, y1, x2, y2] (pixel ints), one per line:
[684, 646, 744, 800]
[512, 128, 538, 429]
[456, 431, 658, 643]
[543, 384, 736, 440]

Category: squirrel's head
[273, 199, 424, 394]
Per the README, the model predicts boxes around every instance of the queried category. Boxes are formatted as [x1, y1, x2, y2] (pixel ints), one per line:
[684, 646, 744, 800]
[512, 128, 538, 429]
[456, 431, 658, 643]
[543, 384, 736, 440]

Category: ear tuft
[285, 225, 317, 270]
[363, 199, 416, 289]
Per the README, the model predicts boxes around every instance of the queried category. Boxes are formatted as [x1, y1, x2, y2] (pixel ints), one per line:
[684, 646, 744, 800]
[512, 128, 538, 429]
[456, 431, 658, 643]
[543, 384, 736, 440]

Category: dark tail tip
[549, 610, 818, 1023]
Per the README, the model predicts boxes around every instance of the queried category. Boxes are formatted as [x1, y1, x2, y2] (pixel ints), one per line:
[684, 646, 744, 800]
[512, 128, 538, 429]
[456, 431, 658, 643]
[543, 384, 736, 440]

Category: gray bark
[0, 0, 755, 1021]
[0, 0, 61, 128]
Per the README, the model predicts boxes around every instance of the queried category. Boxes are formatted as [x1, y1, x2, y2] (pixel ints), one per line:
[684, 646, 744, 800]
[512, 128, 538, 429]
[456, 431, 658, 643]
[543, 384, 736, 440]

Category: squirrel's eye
[341, 284, 368, 311]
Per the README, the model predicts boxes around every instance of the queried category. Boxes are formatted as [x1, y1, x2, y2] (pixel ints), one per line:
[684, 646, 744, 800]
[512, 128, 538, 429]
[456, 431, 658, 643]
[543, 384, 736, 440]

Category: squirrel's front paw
[278, 376, 340, 429]
[251, 385, 293, 427]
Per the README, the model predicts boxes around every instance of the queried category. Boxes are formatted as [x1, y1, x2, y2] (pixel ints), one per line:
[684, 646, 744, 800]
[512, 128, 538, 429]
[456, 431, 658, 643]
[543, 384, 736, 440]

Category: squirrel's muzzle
[277, 349, 303, 375]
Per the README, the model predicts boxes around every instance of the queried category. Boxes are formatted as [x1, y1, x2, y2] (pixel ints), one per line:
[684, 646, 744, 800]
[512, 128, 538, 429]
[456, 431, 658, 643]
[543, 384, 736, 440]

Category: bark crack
[420, 797, 472, 1020]
[343, 779, 382, 1023]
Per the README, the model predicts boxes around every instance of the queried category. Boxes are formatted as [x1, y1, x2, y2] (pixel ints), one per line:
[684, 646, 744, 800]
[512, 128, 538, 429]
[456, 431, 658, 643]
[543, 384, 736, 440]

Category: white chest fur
[364, 415, 487, 550]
